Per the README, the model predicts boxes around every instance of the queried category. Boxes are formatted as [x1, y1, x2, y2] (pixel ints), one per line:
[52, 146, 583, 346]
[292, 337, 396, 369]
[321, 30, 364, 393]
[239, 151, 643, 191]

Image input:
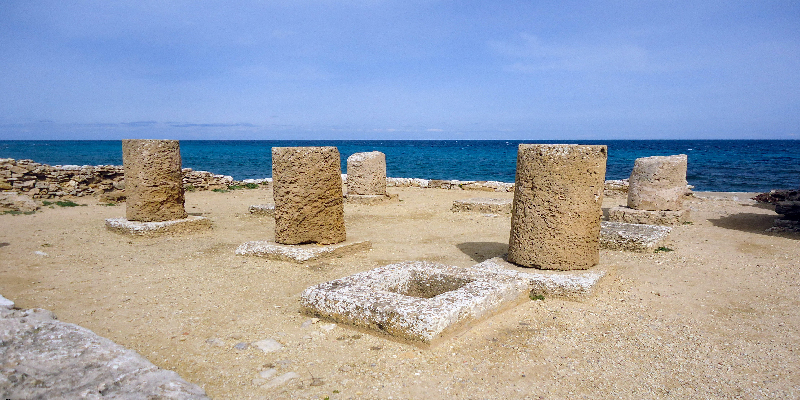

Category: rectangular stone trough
[105, 216, 211, 236]
[301, 260, 606, 347]
[301, 261, 531, 347]
[600, 221, 672, 252]
[235, 240, 371, 263]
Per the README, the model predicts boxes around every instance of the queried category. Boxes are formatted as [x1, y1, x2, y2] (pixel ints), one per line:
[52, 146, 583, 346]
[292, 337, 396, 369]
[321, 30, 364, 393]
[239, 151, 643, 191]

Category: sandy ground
[1, 187, 799, 399]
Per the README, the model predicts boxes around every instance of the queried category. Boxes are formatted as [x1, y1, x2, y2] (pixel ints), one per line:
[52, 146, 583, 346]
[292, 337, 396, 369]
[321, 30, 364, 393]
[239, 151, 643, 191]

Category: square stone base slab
[451, 198, 512, 214]
[344, 193, 399, 204]
[300, 261, 531, 347]
[607, 206, 690, 226]
[473, 257, 606, 300]
[235, 240, 371, 263]
[105, 216, 211, 236]
[600, 221, 672, 252]
[249, 204, 275, 216]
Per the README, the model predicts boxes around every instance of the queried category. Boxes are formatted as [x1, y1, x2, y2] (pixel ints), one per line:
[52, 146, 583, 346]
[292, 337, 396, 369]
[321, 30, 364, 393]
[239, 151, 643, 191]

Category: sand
[1, 187, 798, 399]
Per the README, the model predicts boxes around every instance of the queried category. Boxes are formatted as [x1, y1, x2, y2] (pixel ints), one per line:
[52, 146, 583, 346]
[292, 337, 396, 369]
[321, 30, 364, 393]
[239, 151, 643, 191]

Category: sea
[1, 140, 799, 193]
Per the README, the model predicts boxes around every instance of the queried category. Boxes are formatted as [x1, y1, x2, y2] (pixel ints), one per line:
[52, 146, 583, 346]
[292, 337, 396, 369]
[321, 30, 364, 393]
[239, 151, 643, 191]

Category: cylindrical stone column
[507, 144, 607, 270]
[347, 151, 387, 196]
[122, 139, 187, 222]
[272, 146, 346, 245]
[627, 154, 688, 211]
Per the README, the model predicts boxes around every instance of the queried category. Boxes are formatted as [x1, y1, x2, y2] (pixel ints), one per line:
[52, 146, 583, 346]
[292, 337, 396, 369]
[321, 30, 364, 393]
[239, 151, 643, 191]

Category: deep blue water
[1, 140, 798, 192]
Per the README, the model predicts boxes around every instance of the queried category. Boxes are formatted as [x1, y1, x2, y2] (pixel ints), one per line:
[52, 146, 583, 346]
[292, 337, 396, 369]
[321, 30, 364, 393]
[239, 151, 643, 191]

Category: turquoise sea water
[1, 140, 799, 192]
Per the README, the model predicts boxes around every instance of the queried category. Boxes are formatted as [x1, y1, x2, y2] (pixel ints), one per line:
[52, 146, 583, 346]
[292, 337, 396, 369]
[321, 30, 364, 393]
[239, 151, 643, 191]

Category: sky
[0, 1, 798, 140]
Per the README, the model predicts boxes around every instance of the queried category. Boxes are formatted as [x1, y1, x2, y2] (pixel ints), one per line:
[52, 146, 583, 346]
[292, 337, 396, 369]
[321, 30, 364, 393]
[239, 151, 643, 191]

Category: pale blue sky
[1, 1, 798, 140]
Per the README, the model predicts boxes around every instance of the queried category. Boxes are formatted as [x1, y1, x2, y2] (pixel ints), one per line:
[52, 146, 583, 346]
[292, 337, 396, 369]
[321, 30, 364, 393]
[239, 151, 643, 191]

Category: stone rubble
[753, 189, 800, 232]
[0, 158, 234, 199]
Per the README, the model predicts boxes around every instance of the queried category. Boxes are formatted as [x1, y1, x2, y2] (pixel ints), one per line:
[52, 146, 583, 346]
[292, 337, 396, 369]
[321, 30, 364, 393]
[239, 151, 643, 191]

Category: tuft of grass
[41, 200, 53, 206]
[228, 183, 260, 190]
[655, 246, 674, 253]
[55, 200, 84, 207]
[2, 210, 36, 215]
[212, 188, 229, 193]
[682, 221, 693, 225]
[184, 184, 196, 192]
[101, 203, 117, 206]
[529, 293, 545, 301]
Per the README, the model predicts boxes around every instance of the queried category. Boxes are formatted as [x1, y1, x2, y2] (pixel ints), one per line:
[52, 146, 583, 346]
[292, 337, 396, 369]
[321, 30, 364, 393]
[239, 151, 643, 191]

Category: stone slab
[344, 193, 399, 204]
[600, 221, 672, 252]
[300, 261, 531, 347]
[473, 257, 606, 300]
[105, 216, 211, 236]
[235, 240, 372, 263]
[607, 206, 690, 226]
[249, 204, 275, 216]
[451, 198, 512, 214]
[0, 306, 209, 399]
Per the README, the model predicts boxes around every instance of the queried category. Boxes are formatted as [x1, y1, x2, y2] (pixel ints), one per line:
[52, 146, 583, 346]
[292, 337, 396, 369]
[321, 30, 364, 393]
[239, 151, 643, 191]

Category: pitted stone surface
[346, 151, 387, 196]
[236, 241, 371, 263]
[122, 139, 187, 222]
[607, 206, 690, 226]
[600, 221, 672, 252]
[272, 147, 346, 245]
[105, 216, 211, 236]
[300, 261, 531, 347]
[451, 198, 512, 214]
[627, 154, 688, 211]
[473, 257, 606, 299]
[508, 144, 607, 270]
[249, 204, 275, 216]
[0, 306, 209, 399]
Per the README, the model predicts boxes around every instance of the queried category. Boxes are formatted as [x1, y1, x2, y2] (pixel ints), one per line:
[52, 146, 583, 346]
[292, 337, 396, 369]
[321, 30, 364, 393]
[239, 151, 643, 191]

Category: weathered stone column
[507, 144, 607, 270]
[122, 139, 187, 222]
[346, 151, 387, 196]
[627, 154, 688, 211]
[272, 147, 346, 245]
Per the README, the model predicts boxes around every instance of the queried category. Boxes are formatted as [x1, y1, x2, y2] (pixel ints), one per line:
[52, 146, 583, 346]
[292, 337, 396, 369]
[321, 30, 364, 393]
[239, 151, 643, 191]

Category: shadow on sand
[456, 242, 508, 263]
[707, 212, 798, 238]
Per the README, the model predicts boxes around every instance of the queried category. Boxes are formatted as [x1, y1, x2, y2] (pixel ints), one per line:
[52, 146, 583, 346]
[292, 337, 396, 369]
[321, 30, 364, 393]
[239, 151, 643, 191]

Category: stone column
[507, 144, 607, 270]
[627, 154, 688, 211]
[272, 147, 346, 245]
[122, 139, 187, 222]
[347, 151, 387, 196]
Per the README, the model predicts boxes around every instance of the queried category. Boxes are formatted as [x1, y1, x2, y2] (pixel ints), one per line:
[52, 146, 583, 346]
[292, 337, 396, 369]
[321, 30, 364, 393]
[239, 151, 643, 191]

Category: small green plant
[655, 246, 674, 253]
[41, 200, 53, 206]
[212, 188, 229, 193]
[682, 221, 693, 225]
[227, 183, 260, 190]
[101, 203, 117, 206]
[529, 293, 545, 301]
[2, 210, 36, 215]
[184, 185, 196, 192]
[55, 200, 84, 207]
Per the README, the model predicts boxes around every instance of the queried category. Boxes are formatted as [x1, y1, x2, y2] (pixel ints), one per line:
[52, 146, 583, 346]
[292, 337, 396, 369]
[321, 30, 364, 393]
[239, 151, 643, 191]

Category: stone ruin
[608, 154, 690, 225]
[507, 144, 608, 270]
[301, 260, 604, 347]
[301, 144, 611, 345]
[236, 146, 370, 262]
[345, 151, 396, 203]
[105, 140, 211, 236]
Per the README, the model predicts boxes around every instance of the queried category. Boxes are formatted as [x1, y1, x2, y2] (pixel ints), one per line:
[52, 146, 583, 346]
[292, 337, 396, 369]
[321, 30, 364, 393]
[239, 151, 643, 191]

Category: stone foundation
[301, 259, 605, 347]
[599, 221, 672, 252]
[105, 216, 212, 236]
[451, 198, 512, 214]
[607, 206, 690, 226]
[235, 241, 371, 263]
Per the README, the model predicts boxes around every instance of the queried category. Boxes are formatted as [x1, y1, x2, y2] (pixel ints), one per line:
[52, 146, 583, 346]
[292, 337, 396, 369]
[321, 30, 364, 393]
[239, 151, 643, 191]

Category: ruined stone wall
[0, 158, 234, 199]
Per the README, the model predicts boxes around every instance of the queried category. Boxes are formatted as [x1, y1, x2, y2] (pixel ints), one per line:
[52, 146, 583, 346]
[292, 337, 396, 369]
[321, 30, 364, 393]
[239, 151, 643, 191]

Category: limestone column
[347, 151, 387, 196]
[507, 144, 607, 270]
[122, 139, 187, 222]
[627, 154, 688, 211]
[272, 147, 346, 245]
